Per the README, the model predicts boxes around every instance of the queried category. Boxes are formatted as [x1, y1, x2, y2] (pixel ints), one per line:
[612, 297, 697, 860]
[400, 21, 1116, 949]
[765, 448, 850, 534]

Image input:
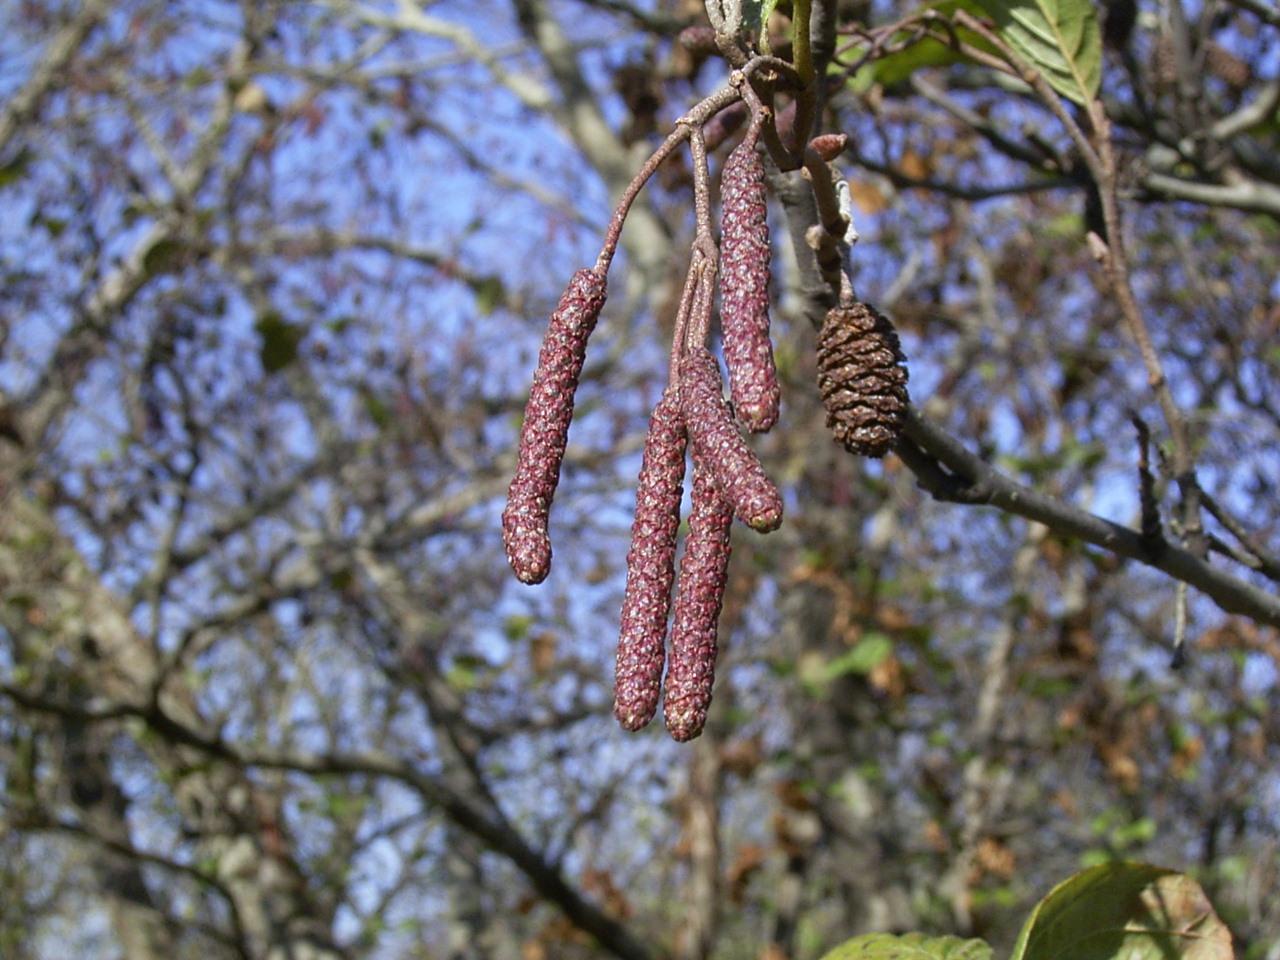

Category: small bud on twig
[503, 268, 608, 583]
[808, 133, 848, 162]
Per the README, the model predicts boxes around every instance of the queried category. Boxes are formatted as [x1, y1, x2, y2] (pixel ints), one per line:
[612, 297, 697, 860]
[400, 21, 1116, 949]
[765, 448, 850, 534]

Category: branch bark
[895, 408, 1280, 628]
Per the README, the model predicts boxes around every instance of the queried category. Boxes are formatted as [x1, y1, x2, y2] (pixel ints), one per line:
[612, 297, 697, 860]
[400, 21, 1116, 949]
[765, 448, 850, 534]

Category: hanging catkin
[816, 300, 908, 458]
[719, 126, 779, 433]
[502, 268, 607, 584]
[663, 460, 733, 742]
[614, 389, 687, 731]
[679, 348, 783, 533]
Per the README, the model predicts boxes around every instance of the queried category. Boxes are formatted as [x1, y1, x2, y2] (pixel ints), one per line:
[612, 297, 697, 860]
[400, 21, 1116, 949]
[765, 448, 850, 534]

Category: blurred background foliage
[0, 1, 1277, 958]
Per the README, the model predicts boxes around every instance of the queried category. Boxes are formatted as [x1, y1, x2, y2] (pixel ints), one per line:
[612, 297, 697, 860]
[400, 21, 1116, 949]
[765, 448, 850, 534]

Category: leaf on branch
[819, 932, 994, 960]
[255, 312, 304, 373]
[820, 632, 893, 680]
[0, 148, 34, 188]
[469, 274, 506, 315]
[739, 0, 783, 47]
[141, 237, 187, 277]
[1010, 862, 1235, 960]
[972, 0, 1102, 104]
[840, 0, 996, 92]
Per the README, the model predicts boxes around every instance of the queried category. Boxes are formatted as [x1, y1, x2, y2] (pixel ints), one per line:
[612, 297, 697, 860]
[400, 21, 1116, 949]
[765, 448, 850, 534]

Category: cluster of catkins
[502, 109, 908, 742]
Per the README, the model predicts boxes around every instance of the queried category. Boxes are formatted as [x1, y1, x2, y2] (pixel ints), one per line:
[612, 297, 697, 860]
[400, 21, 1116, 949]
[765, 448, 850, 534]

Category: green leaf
[821, 632, 893, 680]
[1011, 862, 1235, 960]
[841, 0, 996, 92]
[142, 237, 186, 277]
[359, 387, 392, 429]
[469, 275, 506, 315]
[740, 0, 782, 46]
[503, 614, 534, 642]
[820, 932, 994, 960]
[255, 312, 304, 373]
[971, 0, 1102, 104]
[0, 148, 33, 188]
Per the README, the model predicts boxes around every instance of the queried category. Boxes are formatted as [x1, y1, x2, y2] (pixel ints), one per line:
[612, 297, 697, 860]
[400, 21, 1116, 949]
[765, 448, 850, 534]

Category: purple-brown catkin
[502, 268, 607, 584]
[679, 348, 783, 533]
[663, 460, 733, 742]
[614, 390, 687, 731]
[719, 128, 779, 433]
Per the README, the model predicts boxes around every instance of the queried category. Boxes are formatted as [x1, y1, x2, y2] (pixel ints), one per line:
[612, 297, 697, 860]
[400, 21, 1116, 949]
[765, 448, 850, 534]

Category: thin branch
[1139, 172, 1280, 217]
[1220, 0, 1280, 24]
[895, 407, 1280, 628]
[848, 151, 1074, 201]
[1212, 78, 1280, 140]
[596, 55, 797, 272]
[569, 0, 694, 32]
[1, 682, 655, 960]
[0, 0, 110, 155]
[1199, 489, 1280, 584]
[909, 74, 1064, 171]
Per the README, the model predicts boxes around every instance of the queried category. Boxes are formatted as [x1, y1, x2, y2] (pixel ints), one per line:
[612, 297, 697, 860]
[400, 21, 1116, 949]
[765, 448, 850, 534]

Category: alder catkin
[679, 348, 783, 533]
[816, 300, 909, 458]
[663, 461, 733, 742]
[502, 268, 608, 584]
[719, 129, 779, 433]
[614, 390, 687, 731]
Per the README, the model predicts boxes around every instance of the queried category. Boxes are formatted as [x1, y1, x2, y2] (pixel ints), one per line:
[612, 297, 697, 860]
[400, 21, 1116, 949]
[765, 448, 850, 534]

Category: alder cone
[719, 130, 779, 433]
[816, 301, 908, 458]
[502, 268, 607, 584]
[663, 460, 733, 742]
[614, 390, 687, 731]
[679, 348, 782, 533]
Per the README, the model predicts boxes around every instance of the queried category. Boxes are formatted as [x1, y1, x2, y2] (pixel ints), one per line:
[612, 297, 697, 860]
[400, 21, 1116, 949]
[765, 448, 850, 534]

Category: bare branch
[895, 408, 1280, 628]
[0, 0, 110, 155]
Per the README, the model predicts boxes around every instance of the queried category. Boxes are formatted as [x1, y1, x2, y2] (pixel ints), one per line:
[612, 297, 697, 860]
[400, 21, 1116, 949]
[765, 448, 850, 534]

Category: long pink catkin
[678, 348, 782, 533]
[614, 390, 687, 731]
[719, 128, 779, 433]
[663, 459, 734, 742]
[502, 268, 607, 584]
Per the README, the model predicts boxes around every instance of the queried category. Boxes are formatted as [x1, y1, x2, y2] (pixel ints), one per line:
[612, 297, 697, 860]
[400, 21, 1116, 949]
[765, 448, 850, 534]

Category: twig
[895, 407, 1280, 628]
[1172, 580, 1189, 668]
[671, 249, 707, 380]
[1199, 488, 1280, 583]
[0, 0, 110, 155]
[596, 55, 800, 273]
[790, 0, 817, 152]
[1131, 413, 1164, 554]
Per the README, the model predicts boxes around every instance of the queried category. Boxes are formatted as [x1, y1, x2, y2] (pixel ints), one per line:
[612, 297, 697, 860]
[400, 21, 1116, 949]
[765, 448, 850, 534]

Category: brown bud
[720, 129, 779, 433]
[808, 133, 848, 162]
[614, 390, 687, 731]
[502, 268, 608, 583]
[663, 460, 733, 742]
[816, 301, 908, 458]
[679, 348, 782, 533]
